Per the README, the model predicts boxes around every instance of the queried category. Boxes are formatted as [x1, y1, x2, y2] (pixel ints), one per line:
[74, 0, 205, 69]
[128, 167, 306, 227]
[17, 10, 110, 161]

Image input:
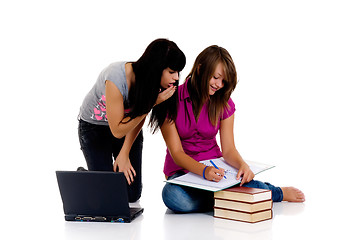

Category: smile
[211, 85, 219, 92]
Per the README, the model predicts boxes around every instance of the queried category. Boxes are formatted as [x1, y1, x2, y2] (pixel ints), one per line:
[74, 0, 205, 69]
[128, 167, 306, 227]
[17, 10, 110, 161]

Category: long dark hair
[128, 38, 186, 132]
[187, 45, 237, 126]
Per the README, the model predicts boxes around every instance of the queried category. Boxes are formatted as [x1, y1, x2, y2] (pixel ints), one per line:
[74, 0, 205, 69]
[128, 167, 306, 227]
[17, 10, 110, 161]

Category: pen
[210, 160, 227, 179]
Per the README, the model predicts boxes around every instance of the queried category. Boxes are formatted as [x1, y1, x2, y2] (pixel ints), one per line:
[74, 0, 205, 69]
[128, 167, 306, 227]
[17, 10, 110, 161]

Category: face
[161, 67, 179, 89]
[208, 62, 225, 95]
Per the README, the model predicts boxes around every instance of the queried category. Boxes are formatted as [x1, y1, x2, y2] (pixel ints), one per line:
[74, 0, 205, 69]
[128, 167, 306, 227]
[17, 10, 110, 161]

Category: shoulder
[221, 98, 236, 120]
[102, 62, 126, 78]
[101, 62, 129, 99]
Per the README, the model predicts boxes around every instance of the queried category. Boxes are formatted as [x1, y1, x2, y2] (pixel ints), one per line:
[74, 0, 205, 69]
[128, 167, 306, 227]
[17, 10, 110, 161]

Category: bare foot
[281, 187, 305, 202]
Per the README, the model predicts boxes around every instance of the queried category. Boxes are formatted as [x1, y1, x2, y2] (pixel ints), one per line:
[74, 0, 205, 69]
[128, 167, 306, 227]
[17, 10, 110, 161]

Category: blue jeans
[78, 119, 143, 202]
[162, 172, 283, 213]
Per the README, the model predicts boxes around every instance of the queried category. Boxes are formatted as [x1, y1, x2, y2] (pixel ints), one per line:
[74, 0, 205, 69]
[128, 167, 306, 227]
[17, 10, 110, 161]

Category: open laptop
[56, 171, 144, 223]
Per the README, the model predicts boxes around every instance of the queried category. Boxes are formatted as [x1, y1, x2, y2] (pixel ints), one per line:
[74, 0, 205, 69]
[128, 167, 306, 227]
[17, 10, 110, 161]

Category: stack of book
[214, 186, 273, 223]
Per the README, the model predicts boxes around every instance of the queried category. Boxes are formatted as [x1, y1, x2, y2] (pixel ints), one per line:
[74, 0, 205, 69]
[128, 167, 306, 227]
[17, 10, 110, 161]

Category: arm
[161, 119, 224, 182]
[113, 117, 145, 184]
[106, 80, 147, 139]
[106, 80, 176, 139]
[219, 114, 254, 186]
[107, 79, 176, 183]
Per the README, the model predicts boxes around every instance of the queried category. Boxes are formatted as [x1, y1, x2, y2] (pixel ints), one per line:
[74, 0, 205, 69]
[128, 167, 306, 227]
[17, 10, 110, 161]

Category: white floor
[2, 142, 358, 240]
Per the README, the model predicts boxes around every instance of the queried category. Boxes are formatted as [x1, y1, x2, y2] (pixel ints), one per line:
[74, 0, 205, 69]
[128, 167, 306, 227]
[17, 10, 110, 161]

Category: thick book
[214, 199, 273, 213]
[166, 158, 274, 192]
[214, 187, 272, 203]
[214, 207, 272, 223]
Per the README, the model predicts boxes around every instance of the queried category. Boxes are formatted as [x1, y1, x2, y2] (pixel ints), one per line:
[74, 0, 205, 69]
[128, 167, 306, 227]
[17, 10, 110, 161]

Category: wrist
[202, 166, 209, 180]
[117, 151, 130, 162]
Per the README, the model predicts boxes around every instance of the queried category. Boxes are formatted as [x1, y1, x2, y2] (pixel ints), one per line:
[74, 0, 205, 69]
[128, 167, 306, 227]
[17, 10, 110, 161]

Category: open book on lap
[166, 158, 275, 192]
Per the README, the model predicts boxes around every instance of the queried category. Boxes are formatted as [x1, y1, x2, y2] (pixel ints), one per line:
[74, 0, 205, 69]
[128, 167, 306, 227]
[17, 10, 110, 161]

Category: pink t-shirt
[163, 79, 236, 177]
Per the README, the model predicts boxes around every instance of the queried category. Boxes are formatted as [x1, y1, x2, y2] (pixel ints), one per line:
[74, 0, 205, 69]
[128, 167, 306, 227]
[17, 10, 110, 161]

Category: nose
[215, 79, 223, 88]
[173, 72, 179, 80]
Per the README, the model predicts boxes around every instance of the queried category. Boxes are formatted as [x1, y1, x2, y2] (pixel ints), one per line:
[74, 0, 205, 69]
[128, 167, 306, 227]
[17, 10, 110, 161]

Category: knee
[128, 182, 142, 203]
[162, 184, 198, 213]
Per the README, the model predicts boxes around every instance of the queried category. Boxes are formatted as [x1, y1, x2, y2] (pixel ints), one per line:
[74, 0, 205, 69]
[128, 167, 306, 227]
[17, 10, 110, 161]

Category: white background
[1, 0, 358, 239]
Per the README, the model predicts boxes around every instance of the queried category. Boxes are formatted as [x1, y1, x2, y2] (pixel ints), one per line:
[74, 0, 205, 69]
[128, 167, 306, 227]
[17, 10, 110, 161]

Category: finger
[217, 174, 224, 182]
[124, 171, 132, 185]
[164, 87, 176, 99]
[129, 170, 134, 184]
[240, 177, 246, 186]
[237, 170, 243, 180]
[213, 170, 224, 182]
[130, 166, 136, 177]
[113, 163, 118, 172]
[162, 86, 175, 95]
[249, 172, 255, 181]
[240, 173, 249, 186]
[168, 85, 177, 93]
[207, 168, 216, 181]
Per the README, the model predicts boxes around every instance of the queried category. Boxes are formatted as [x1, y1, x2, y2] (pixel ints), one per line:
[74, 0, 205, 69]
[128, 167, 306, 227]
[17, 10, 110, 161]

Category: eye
[213, 76, 219, 80]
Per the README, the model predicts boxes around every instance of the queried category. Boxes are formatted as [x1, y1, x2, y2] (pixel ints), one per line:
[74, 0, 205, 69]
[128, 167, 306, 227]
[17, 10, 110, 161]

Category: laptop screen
[56, 171, 131, 217]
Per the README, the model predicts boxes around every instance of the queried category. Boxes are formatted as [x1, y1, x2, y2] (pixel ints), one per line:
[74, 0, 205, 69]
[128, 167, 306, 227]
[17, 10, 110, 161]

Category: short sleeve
[101, 62, 129, 103]
[221, 98, 236, 120]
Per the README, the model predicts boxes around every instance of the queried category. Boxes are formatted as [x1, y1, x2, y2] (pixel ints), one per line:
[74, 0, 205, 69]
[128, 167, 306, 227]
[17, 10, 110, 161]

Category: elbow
[111, 129, 126, 139]
[113, 133, 125, 139]
[222, 152, 230, 160]
[222, 149, 235, 160]
[170, 150, 186, 167]
[109, 123, 127, 139]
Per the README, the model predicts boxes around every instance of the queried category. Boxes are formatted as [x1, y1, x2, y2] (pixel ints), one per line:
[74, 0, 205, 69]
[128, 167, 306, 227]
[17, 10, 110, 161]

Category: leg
[79, 120, 144, 203]
[112, 130, 143, 203]
[162, 172, 213, 213]
[242, 180, 305, 202]
[78, 120, 114, 171]
[242, 180, 284, 202]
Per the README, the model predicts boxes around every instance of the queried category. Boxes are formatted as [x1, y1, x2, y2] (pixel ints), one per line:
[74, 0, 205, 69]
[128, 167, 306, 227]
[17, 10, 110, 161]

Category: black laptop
[56, 171, 144, 223]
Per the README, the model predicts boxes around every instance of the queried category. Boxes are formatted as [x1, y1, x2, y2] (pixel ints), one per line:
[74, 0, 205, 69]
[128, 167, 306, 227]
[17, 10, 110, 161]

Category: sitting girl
[160, 45, 305, 213]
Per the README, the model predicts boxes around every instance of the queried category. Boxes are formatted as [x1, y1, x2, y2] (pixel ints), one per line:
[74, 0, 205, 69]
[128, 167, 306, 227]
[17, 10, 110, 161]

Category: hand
[205, 166, 225, 182]
[155, 86, 176, 106]
[237, 163, 254, 186]
[113, 153, 136, 185]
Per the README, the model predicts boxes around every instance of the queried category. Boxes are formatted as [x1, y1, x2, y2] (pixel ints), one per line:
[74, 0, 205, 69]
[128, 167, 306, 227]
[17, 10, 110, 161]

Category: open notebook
[166, 158, 274, 192]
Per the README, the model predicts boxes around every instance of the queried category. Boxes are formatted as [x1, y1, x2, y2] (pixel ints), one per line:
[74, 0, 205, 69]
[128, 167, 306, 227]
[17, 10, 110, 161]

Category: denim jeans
[162, 172, 283, 213]
[78, 119, 143, 202]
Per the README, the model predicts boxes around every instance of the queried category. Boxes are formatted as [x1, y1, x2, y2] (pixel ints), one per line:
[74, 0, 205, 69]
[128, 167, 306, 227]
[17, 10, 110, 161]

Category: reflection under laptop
[56, 171, 144, 223]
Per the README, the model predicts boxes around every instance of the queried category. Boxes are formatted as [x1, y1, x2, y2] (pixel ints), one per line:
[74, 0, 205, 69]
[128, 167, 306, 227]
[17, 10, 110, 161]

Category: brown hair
[187, 45, 237, 126]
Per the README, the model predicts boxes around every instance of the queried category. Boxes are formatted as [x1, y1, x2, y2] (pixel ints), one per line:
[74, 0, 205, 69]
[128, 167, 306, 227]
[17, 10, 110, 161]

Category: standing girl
[161, 45, 304, 213]
[78, 39, 186, 202]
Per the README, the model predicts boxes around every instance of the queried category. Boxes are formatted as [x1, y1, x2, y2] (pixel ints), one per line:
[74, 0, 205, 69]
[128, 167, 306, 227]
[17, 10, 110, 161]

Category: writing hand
[205, 166, 225, 182]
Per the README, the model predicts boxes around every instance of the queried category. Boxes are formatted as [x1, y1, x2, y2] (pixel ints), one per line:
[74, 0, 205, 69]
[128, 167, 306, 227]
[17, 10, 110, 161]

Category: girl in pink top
[161, 46, 305, 213]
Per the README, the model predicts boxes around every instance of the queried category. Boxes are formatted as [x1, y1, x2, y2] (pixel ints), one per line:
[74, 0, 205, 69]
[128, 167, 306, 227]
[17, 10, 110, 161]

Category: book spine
[213, 215, 272, 224]
[214, 199, 273, 213]
[214, 206, 272, 215]
[214, 197, 273, 205]
[214, 208, 273, 223]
